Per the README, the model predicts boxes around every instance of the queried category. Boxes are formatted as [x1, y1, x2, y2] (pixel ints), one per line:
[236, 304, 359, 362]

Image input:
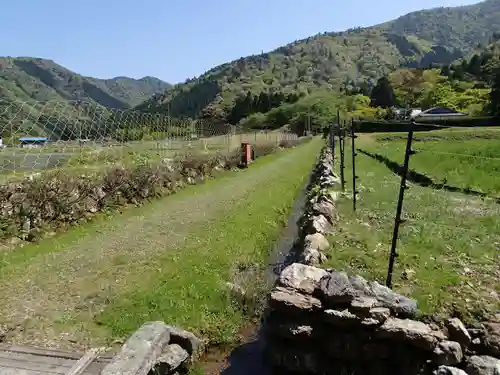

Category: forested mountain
[0, 57, 171, 140]
[376, 0, 500, 51]
[137, 0, 500, 122]
[230, 39, 500, 136]
[452, 37, 500, 83]
[0, 57, 171, 108]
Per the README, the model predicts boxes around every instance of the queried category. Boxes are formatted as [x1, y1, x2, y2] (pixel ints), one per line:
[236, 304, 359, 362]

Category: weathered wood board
[0, 344, 114, 375]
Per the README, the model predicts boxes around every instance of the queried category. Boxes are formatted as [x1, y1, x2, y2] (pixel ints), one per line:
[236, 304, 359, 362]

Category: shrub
[0, 137, 310, 244]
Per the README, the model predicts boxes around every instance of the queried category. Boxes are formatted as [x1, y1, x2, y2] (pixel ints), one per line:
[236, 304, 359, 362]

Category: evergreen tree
[370, 76, 396, 108]
[489, 69, 500, 117]
[226, 90, 301, 124]
[467, 54, 482, 77]
[440, 65, 451, 76]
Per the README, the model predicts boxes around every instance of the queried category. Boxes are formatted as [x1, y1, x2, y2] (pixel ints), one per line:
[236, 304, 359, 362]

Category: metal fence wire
[0, 99, 299, 179]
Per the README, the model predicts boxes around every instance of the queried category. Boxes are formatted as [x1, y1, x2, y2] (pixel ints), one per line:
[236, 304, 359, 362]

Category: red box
[240, 142, 253, 167]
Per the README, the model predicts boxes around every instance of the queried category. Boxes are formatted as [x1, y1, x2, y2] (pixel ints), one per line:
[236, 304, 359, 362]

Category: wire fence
[0, 99, 299, 181]
[328, 119, 500, 321]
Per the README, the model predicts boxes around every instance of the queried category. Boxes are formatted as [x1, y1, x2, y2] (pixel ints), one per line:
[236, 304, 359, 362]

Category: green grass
[0, 142, 313, 270]
[374, 127, 500, 142]
[362, 128, 500, 198]
[93, 140, 319, 345]
[0, 138, 322, 349]
[325, 131, 500, 323]
[0, 132, 298, 181]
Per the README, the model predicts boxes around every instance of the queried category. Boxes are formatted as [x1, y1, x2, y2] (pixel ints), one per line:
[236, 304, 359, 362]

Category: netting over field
[0, 100, 299, 181]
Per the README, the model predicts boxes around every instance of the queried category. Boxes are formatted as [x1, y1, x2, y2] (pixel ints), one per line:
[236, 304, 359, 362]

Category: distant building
[410, 109, 423, 118]
[390, 107, 405, 120]
[19, 137, 48, 148]
[412, 107, 467, 120]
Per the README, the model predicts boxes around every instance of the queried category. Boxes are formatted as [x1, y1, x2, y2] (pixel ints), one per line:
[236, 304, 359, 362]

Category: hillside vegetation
[138, 0, 500, 122]
[2, 0, 500, 140]
[0, 57, 171, 140]
[232, 36, 500, 134]
[0, 57, 171, 108]
[376, 0, 500, 52]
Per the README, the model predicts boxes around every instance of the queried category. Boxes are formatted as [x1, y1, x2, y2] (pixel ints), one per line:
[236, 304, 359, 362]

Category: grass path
[0, 138, 322, 350]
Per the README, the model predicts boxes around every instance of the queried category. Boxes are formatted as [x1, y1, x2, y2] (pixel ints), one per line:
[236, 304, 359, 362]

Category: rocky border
[294, 145, 341, 266]
[265, 263, 500, 375]
[101, 321, 206, 375]
[263, 143, 500, 375]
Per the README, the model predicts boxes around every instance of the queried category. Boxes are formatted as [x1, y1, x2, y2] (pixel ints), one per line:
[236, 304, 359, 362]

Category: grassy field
[365, 127, 500, 198]
[0, 130, 298, 182]
[0, 137, 321, 350]
[325, 128, 500, 323]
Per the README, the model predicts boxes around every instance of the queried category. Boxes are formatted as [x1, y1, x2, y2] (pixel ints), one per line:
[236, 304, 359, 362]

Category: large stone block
[303, 233, 330, 252]
[305, 215, 334, 235]
[446, 318, 472, 349]
[484, 323, 500, 358]
[154, 344, 189, 373]
[318, 271, 418, 317]
[433, 340, 463, 366]
[319, 271, 356, 305]
[101, 321, 171, 375]
[368, 281, 418, 317]
[278, 263, 328, 294]
[165, 325, 205, 361]
[269, 286, 323, 314]
[465, 355, 500, 375]
[375, 317, 447, 351]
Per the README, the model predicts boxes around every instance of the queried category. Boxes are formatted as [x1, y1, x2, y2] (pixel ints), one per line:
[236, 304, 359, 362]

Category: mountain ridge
[0, 56, 171, 109]
[136, 0, 500, 121]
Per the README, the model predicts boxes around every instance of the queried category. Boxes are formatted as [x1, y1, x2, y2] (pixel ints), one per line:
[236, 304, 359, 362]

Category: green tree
[420, 82, 457, 109]
[370, 77, 396, 108]
[440, 65, 451, 76]
[489, 70, 500, 117]
[467, 54, 482, 77]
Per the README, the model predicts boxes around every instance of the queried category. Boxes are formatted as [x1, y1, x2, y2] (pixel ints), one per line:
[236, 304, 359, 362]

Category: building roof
[410, 109, 423, 117]
[414, 107, 468, 117]
[19, 137, 48, 142]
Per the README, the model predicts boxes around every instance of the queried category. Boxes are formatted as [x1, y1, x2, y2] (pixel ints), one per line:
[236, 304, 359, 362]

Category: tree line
[226, 91, 304, 125]
[367, 71, 500, 116]
[366, 56, 500, 118]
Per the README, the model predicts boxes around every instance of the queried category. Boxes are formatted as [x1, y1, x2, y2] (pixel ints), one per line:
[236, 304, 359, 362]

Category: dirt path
[0, 140, 320, 349]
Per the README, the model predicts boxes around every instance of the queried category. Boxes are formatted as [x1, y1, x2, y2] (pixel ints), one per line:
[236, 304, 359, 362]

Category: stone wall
[294, 145, 340, 266]
[263, 145, 500, 375]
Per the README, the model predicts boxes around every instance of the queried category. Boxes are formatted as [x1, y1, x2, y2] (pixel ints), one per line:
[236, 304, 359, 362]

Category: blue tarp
[19, 137, 48, 142]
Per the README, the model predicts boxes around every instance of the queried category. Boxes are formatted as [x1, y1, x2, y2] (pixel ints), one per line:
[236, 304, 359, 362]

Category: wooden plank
[0, 369, 41, 375]
[0, 359, 68, 374]
[0, 358, 107, 375]
[81, 361, 108, 375]
[0, 344, 113, 375]
[0, 344, 83, 361]
[0, 344, 114, 362]
[0, 351, 73, 366]
[66, 348, 104, 375]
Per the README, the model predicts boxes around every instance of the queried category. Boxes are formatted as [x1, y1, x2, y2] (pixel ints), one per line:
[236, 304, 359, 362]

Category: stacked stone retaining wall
[263, 144, 500, 375]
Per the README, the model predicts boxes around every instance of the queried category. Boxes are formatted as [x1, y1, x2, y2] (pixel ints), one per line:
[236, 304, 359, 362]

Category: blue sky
[1, 0, 480, 84]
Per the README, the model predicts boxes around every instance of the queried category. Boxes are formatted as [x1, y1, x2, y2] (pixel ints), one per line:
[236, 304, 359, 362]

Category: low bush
[0, 138, 310, 244]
